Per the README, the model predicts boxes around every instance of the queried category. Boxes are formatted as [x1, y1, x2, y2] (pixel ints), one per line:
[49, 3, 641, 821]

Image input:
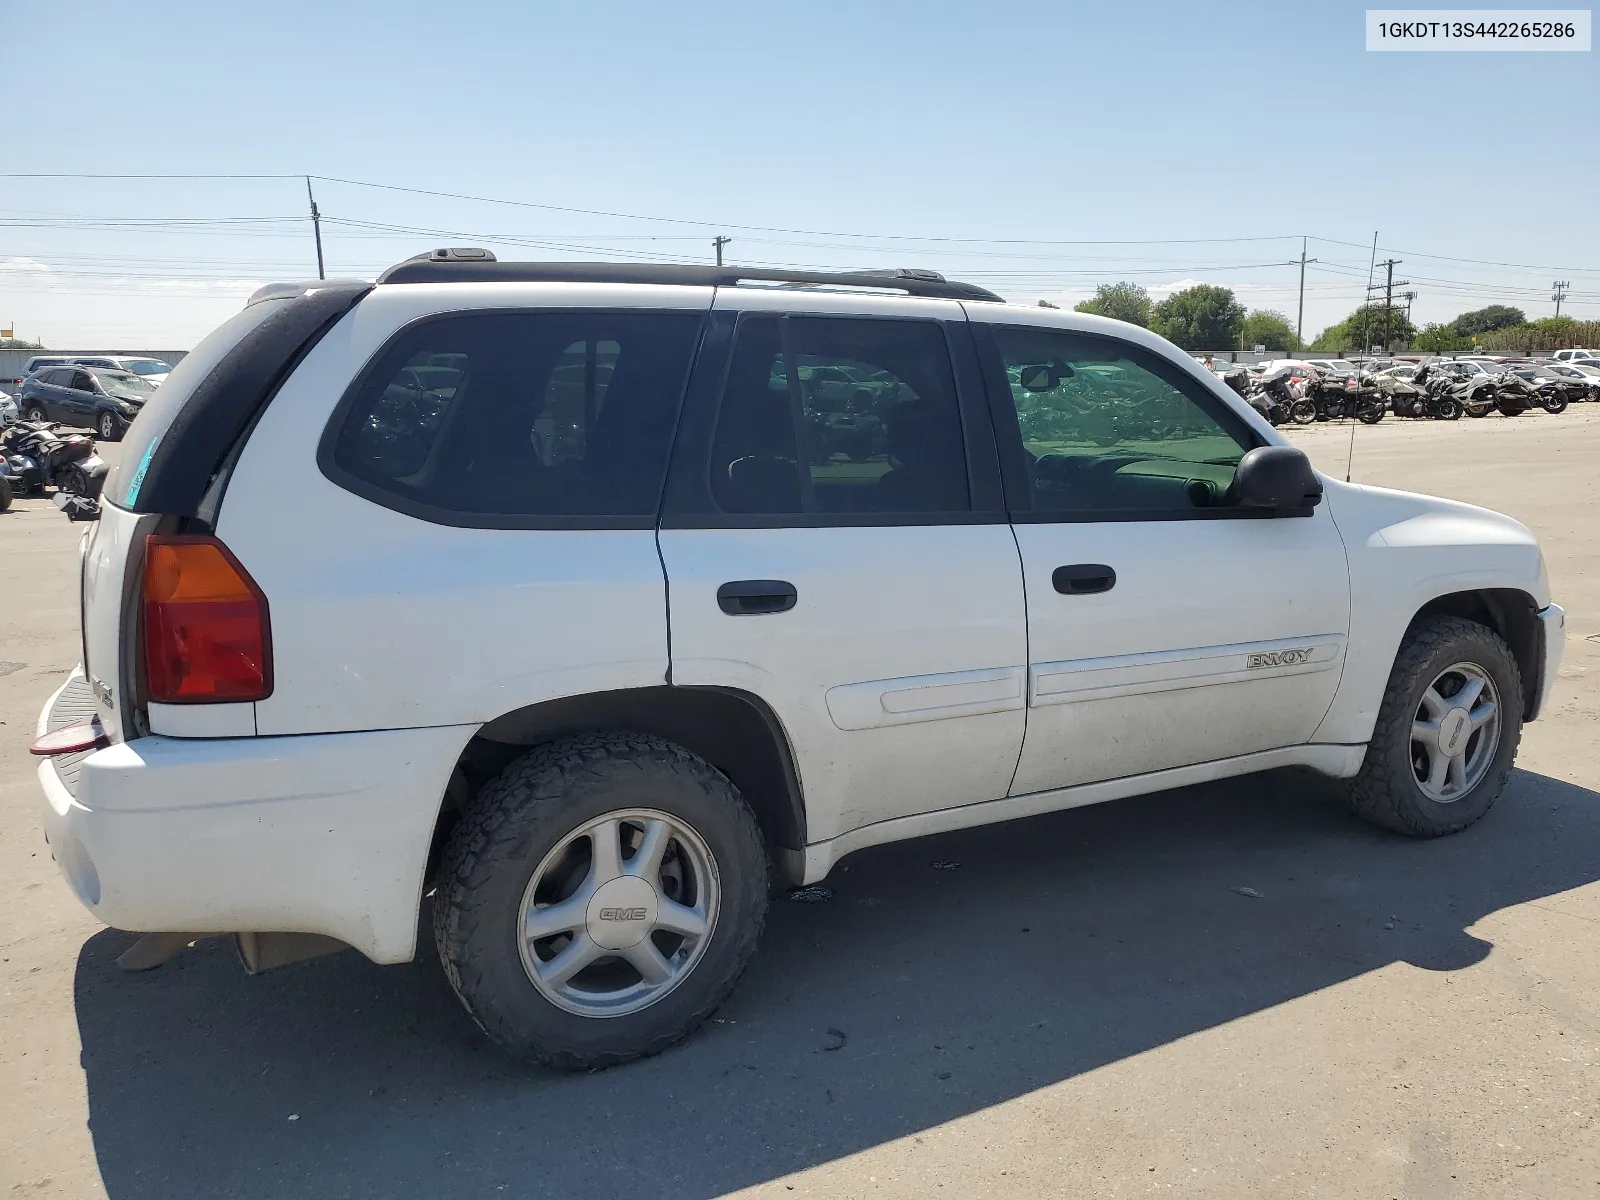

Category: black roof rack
[376, 251, 1004, 302]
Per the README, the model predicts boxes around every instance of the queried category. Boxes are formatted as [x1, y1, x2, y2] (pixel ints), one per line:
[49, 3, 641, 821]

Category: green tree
[1309, 303, 1417, 352]
[1073, 281, 1152, 327]
[1412, 322, 1470, 353]
[1238, 309, 1299, 352]
[1150, 284, 1245, 350]
[0, 337, 43, 349]
[1450, 305, 1525, 338]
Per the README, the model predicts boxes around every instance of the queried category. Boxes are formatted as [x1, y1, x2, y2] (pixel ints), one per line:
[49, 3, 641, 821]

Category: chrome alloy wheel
[517, 809, 719, 1018]
[1410, 662, 1501, 803]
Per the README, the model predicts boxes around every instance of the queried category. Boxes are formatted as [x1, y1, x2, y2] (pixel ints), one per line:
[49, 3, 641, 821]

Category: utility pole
[306, 176, 325, 280]
[1553, 280, 1570, 317]
[1295, 236, 1318, 349]
[1368, 258, 1407, 351]
[1402, 290, 1416, 322]
[712, 235, 732, 267]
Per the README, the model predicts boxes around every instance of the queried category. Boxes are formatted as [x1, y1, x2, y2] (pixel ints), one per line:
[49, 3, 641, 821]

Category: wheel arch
[426, 686, 807, 890]
[1409, 587, 1543, 719]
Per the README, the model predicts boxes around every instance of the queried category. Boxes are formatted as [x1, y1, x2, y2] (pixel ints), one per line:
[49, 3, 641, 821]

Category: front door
[66, 370, 98, 424]
[972, 314, 1351, 795]
[658, 293, 1027, 845]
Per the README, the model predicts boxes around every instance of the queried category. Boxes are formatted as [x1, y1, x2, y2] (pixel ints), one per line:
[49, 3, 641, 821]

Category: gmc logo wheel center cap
[1439, 707, 1472, 756]
[585, 876, 658, 950]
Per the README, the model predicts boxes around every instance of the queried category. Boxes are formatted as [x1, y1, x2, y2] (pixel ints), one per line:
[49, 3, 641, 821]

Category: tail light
[142, 534, 272, 703]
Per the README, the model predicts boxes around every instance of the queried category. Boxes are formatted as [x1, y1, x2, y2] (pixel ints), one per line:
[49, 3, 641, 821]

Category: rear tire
[1434, 398, 1462, 421]
[433, 733, 769, 1070]
[1465, 404, 1490, 418]
[1343, 616, 1522, 837]
[0, 475, 11, 512]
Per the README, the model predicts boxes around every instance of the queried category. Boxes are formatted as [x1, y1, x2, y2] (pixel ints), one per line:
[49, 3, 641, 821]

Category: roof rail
[375, 252, 1004, 302]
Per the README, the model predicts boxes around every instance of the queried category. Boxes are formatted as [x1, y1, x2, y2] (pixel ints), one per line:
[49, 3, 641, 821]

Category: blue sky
[1, 0, 1595, 346]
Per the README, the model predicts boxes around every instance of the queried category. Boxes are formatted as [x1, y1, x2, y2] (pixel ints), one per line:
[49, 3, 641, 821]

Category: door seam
[1004, 520, 1029, 798]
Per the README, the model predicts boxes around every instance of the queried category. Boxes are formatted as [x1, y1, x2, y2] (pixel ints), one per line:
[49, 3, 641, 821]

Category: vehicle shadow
[75, 766, 1600, 1200]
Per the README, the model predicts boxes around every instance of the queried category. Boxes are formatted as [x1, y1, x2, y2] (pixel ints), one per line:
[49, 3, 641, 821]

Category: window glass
[990, 324, 1251, 515]
[72, 371, 96, 391]
[329, 311, 701, 519]
[709, 316, 969, 516]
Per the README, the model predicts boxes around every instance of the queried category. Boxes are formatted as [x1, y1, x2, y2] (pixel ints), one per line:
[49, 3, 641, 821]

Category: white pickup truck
[33, 253, 1564, 1070]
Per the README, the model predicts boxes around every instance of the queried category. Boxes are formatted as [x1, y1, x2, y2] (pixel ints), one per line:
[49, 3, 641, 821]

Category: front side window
[327, 310, 701, 522]
[988, 324, 1253, 515]
[708, 315, 969, 518]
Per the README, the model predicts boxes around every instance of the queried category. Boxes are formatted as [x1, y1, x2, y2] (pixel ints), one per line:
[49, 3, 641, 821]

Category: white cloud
[0, 256, 54, 275]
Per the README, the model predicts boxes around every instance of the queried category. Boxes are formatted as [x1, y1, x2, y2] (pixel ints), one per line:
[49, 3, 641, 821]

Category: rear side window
[708, 315, 970, 517]
[325, 310, 702, 525]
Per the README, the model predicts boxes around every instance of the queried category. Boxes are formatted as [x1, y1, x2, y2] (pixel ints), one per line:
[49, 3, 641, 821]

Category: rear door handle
[1052, 564, 1116, 595]
[717, 579, 798, 616]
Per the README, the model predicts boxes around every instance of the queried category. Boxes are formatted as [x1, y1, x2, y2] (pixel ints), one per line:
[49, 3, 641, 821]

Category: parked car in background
[18, 365, 157, 440]
[67, 355, 174, 386]
[13, 355, 73, 389]
[1305, 358, 1359, 376]
[0, 389, 17, 427]
[1258, 359, 1328, 380]
[1552, 349, 1599, 363]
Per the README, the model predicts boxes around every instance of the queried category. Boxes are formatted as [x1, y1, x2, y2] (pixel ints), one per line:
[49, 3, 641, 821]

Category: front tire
[1289, 399, 1317, 425]
[25, 405, 48, 423]
[1540, 396, 1568, 415]
[433, 733, 769, 1070]
[1343, 616, 1523, 837]
[97, 411, 122, 441]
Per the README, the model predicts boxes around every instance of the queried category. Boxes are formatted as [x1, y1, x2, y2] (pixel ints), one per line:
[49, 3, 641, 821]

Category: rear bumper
[1531, 603, 1565, 720]
[36, 673, 475, 964]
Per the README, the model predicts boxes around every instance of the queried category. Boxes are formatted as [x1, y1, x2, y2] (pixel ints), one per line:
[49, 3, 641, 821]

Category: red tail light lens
[142, 535, 272, 703]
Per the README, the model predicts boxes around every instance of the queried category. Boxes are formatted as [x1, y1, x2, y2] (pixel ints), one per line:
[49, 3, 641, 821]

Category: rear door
[658, 292, 1027, 846]
[972, 313, 1350, 794]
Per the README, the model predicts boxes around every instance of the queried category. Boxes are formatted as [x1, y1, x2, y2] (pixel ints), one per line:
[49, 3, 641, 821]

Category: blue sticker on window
[124, 435, 160, 508]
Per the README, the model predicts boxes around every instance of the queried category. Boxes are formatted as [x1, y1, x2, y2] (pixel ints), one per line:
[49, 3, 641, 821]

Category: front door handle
[717, 579, 798, 616]
[1052, 564, 1116, 595]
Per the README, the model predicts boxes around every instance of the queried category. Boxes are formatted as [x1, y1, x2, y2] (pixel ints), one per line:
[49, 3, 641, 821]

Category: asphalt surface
[1, 410, 1597, 1199]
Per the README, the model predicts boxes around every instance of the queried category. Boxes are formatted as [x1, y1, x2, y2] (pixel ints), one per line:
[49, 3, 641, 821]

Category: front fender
[1313, 480, 1547, 744]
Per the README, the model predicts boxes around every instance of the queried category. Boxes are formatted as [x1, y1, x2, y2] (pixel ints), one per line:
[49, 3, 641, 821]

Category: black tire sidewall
[1371, 623, 1523, 834]
[437, 738, 768, 1067]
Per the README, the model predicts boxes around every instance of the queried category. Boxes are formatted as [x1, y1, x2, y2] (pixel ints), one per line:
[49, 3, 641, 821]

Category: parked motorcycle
[1253, 367, 1316, 425]
[0, 421, 106, 514]
[1490, 372, 1538, 417]
[1308, 374, 1385, 424]
[1381, 364, 1461, 420]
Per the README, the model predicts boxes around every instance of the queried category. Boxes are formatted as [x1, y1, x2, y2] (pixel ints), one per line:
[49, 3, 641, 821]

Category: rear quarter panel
[1313, 479, 1548, 744]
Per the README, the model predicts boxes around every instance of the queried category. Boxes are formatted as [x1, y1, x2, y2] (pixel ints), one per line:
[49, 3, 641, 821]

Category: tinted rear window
[325, 310, 702, 525]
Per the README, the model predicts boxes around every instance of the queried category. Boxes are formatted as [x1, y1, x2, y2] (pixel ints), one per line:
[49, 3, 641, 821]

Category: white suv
[32, 252, 1565, 1070]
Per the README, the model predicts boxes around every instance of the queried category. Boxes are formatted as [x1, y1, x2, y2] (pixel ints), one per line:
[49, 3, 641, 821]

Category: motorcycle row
[0, 420, 108, 518]
[1220, 361, 1578, 427]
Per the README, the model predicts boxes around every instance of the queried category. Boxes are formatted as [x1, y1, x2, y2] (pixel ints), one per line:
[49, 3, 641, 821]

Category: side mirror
[1230, 445, 1322, 513]
[1017, 361, 1074, 393]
